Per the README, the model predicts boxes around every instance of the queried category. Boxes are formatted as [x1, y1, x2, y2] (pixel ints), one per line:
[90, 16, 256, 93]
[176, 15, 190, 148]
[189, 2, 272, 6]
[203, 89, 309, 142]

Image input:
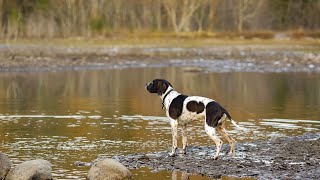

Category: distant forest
[0, 0, 320, 38]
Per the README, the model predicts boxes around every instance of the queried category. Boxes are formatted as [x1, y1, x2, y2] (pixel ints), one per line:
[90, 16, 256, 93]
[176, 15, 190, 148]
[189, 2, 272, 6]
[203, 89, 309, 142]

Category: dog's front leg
[169, 119, 178, 157]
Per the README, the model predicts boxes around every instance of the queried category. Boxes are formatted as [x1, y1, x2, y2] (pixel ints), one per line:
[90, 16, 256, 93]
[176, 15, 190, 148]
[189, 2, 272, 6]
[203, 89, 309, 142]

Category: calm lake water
[0, 67, 319, 179]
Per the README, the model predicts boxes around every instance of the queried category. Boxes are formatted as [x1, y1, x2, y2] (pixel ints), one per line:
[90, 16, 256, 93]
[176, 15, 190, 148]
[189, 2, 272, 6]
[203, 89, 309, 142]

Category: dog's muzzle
[145, 82, 152, 91]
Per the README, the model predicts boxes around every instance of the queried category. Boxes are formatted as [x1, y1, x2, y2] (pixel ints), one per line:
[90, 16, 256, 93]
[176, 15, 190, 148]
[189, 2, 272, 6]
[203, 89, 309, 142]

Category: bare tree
[237, 0, 264, 32]
[194, 0, 219, 32]
[194, 0, 209, 32]
[154, 0, 162, 31]
[0, 0, 3, 37]
[163, 0, 202, 33]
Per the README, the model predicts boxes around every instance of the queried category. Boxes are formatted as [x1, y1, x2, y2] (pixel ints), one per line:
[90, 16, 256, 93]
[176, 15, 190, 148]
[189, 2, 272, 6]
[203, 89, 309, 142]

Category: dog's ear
[156, 81, 168, 96]
[166, 80, 172, 88]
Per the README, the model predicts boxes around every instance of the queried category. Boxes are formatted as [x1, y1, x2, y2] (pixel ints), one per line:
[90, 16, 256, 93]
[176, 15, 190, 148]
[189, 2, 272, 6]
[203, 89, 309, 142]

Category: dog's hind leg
[181, 125, 188, 154]
[169, 119, 178, 157]
[216, 125, 236, 157]
[205, 124, 223, 160]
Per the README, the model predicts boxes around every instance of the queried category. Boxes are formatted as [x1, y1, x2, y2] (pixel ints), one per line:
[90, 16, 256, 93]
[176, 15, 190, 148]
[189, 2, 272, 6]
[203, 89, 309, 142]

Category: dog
[146, 79, 243, 159]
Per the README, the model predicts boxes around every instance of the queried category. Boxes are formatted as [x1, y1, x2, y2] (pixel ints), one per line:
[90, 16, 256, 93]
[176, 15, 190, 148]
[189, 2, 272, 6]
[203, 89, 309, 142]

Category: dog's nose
[145, 82, 152, 90]
[145, 82, 150, 89]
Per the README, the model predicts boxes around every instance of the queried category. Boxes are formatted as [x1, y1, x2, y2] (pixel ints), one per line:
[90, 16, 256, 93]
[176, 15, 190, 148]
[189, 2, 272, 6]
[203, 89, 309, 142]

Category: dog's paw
[211, 155, 219, 160]
[228, 151, 235, 157]
[168, 152, 176, 157]
[181, 149, 187, 155]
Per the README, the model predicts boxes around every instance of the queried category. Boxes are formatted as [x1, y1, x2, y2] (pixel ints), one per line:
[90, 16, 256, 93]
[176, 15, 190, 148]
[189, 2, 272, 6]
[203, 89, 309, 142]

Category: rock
[6, 159, 52, 180]
[0, 152, 12, 179]
[308, 64, 315, 69]
[87, 158, 132, 180]
[75, 161, 92, 167]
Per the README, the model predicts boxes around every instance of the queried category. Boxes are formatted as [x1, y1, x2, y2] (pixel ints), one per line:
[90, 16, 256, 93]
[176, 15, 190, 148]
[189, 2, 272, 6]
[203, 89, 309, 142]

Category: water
[0, 67, 319, 179]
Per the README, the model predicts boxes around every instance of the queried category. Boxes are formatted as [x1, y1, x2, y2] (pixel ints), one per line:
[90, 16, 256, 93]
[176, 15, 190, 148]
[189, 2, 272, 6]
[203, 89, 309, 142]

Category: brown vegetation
[0, 0, 319, 39]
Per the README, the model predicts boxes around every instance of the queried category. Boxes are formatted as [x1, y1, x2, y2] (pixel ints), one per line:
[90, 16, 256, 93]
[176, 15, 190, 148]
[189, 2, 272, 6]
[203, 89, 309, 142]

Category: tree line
[0, 0, 319, 39]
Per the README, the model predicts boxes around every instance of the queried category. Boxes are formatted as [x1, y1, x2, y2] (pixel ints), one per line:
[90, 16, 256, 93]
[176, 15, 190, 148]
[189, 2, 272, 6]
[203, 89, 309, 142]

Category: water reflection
[0, 67, 319, 179]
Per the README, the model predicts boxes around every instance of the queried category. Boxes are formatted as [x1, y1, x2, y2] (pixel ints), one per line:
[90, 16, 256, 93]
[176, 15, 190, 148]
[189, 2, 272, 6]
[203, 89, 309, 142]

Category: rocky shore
[0, 44, 320, 72]
[76, 133, 320, 180]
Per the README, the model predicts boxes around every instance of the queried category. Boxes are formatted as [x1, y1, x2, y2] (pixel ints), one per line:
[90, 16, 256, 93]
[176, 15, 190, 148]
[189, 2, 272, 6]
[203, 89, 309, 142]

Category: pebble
[308, 64, 315, 68]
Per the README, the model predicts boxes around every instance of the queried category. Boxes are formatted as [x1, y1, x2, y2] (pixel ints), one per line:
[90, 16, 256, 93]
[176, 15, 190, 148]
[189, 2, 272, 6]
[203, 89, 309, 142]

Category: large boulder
[0, 152, 12, 179]
[6, 159, 52, 180]
[87, 158, 132, 180]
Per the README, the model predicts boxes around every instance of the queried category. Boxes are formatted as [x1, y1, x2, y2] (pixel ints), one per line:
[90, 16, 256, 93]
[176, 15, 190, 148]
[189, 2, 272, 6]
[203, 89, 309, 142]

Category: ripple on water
[0, 114, 86, 119]
[260, 118, 320, 130]
[118, 114, 169, 121]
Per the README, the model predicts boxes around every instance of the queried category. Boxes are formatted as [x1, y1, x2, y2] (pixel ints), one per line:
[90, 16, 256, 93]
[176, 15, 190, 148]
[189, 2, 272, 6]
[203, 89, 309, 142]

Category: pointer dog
[146, 79, 242, 159]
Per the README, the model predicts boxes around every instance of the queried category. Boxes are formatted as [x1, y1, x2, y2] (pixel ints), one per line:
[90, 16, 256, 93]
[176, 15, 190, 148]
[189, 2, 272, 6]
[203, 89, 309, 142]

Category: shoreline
[76, 133, 320, 179]
[0, 42, 320, 73]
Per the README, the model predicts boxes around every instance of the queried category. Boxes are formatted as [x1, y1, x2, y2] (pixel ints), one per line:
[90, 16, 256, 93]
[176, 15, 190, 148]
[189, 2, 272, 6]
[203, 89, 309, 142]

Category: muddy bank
[0, 45, 320, 72]
[78, 133, 320, 179]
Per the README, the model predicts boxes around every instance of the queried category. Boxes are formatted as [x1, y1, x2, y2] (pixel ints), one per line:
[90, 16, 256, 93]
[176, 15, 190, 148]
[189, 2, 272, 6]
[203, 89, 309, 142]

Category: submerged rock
[6, 159, 52, 180]
[87, 158, 132, 180]
[0, 152, 12, 179]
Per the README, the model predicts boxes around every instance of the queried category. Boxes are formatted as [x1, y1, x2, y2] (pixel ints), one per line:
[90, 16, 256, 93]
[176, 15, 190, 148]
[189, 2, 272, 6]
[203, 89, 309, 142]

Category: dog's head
[146, 79, 172, 96]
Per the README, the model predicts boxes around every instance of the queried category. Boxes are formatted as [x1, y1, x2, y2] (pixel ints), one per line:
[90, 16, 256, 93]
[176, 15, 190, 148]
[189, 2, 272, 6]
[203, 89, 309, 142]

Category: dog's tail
[224, 111, 246, 131]
[230, 119, 245, 130]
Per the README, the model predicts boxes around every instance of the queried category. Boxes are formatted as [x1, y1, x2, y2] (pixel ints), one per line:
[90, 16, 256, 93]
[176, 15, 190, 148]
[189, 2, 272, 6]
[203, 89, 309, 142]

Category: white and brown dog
[146, 79, 243, 159]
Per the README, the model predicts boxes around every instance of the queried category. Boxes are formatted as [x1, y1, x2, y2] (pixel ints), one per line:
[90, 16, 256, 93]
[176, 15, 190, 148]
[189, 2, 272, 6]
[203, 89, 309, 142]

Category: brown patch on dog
[186, 101, 205, 114]
[169, 95, 188, 119]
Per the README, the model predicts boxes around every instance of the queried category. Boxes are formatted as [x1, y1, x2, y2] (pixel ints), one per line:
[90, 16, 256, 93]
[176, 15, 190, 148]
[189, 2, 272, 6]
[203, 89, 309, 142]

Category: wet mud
[0, 45, 320, 72]
[78, 133, 320, 179]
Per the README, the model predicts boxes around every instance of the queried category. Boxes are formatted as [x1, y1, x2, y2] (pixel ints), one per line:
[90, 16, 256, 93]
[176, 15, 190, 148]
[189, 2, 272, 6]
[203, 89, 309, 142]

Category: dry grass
[291, 30, 320, 39]
[1, 31, 319, 49]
